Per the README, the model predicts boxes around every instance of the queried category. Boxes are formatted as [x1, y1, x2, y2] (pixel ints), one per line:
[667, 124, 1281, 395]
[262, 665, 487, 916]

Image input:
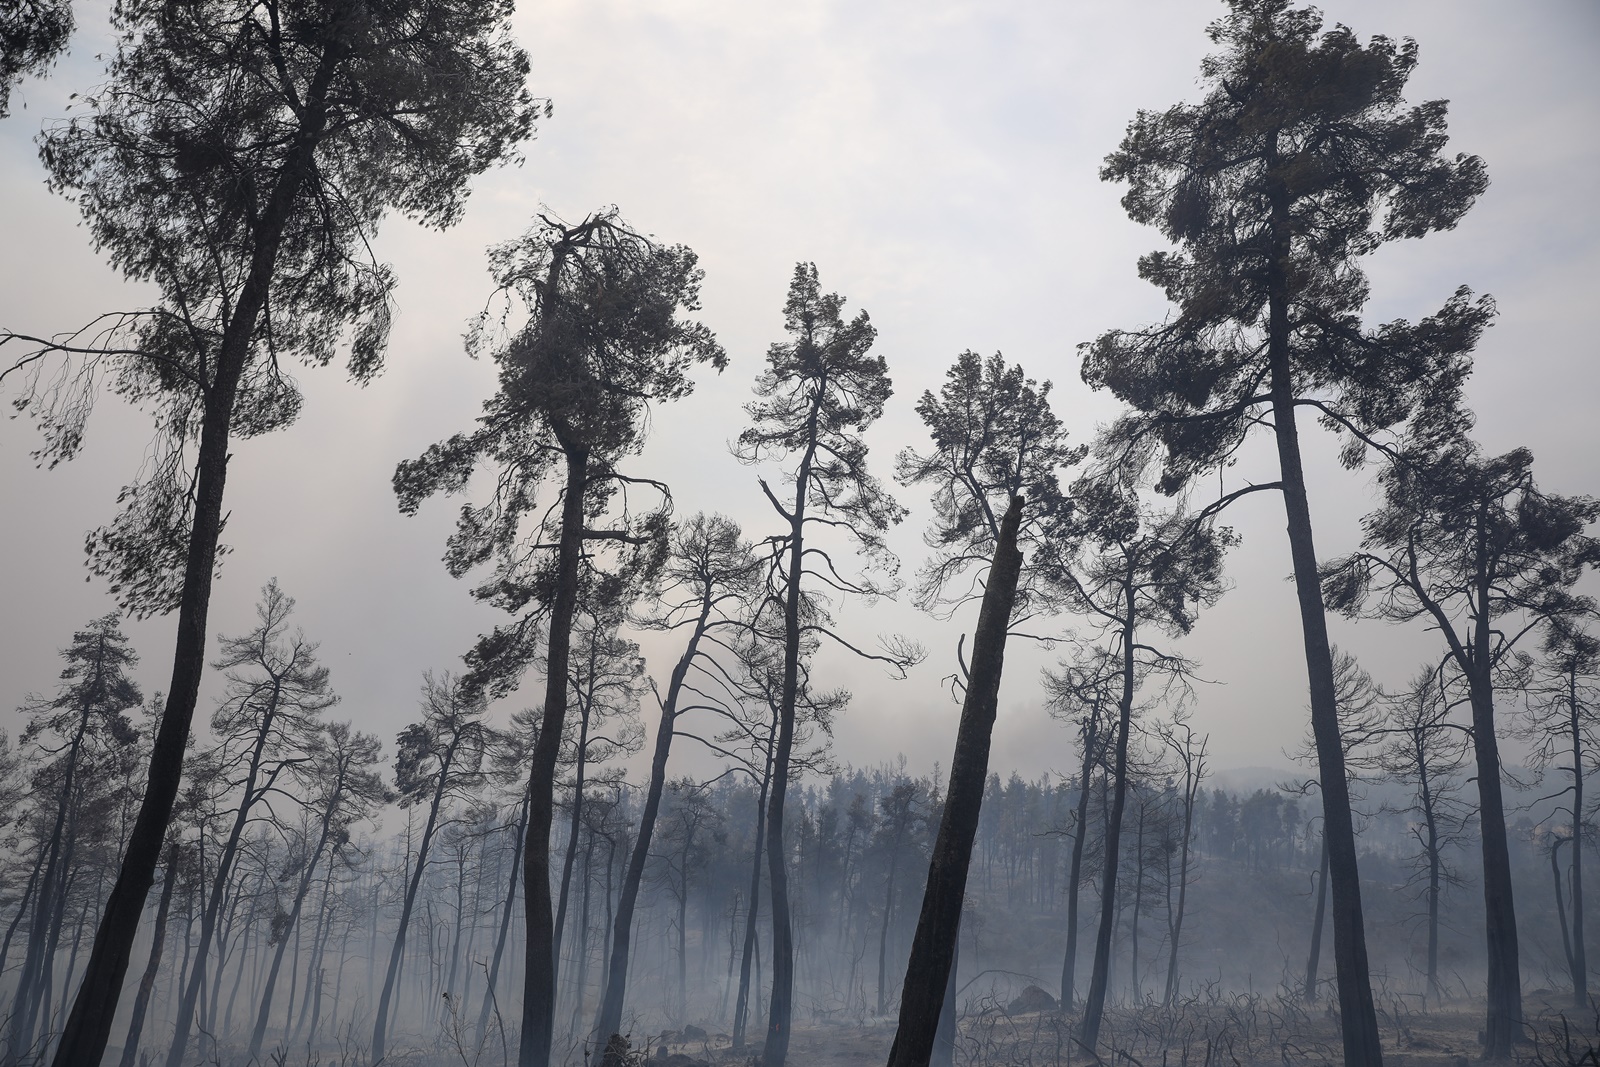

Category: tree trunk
[1267, 340, 1382, 1062]
[929, 925, 959, 1067]
[1466, 663, 1522, 1058]
[118, 845, 179, 1067]
[592, 585, 720, 1052]
[1305, 835, 1329, 1002]
[887, 496, 1022, 1067]
[1061, 714, 1099, 1008]
[1566, 668, 1587, 1009]
[732, 738, 774, 1050]
[1163, 751, 1197, 1007]
[1080, 578, 1138, 1052]
[477, 797, 529, 1054]
[520, 447, 588, 1067]
[165, 717, 283, 1067]
[762, 441, 816, 1067]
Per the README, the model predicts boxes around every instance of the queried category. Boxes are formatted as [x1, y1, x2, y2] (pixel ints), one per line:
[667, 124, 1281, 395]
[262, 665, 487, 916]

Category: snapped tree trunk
[887, 496, 1023, 1067]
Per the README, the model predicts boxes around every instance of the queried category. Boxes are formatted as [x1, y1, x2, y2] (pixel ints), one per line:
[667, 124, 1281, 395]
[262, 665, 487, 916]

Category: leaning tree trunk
[1061, 712, 1099, 1008]
[1265, 206, 1384, 1063]
[929, 927, 959, 1067]
[887, 496, 1023, 1067]
[49, 57, 343, 1067]
[520, 447, 588, 1067]
[118, 845, 180, 1067]
[1080, 579, 1138, 1052]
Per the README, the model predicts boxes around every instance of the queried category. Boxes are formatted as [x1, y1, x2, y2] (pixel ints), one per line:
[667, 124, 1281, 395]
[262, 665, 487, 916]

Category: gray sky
[2, 0, 1597, 786]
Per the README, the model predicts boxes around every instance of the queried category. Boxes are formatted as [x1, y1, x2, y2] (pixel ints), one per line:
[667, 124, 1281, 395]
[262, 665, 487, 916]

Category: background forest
[0, 2, 1596, 1067]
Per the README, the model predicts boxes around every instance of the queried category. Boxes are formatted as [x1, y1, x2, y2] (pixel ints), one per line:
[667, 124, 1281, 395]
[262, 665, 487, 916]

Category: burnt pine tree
[888, 350, 1082, 1067]
[1322, 441, 1600, 1053]
[1044, 476, 1230, 1051]
[394, 210, 724, 1067]
[591, 513, 761, 1050]
[1376, 666, 1472, 1007]
[5, 615, 141, 1062]
[165, 580, 337, 1067]
[247, 722, 387, 1060]
[0, 5, 534, 1061]
[1081, 3, 1489, 1060]
[1045, 669, 1111, 1009]
[735, 262, 914, 1067]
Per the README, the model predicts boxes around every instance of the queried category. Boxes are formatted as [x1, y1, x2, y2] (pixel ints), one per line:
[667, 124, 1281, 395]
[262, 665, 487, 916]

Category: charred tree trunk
[477, 796, 529, 1054]
[887, 496, 1023, 1067]
[520, 447, 588, 1067]
[1466, 659, 1522, 1058]
[249, 765, 346, 1060]
[762, 437, 816, 1067]
[1305, 835, 1328, 1002]
[1564, 666, 1587, 1009]
[1061, 713, 1099, 1008]
[117, 845, 179, 1067]
[732, 731, 775, 1050]
[592, 576, 720, 1051]
[1080, 577, 1138, 1052]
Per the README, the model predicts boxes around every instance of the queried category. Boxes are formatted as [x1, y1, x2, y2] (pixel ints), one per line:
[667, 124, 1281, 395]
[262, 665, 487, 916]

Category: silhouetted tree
[1324, 441, 1600, 1051]
[1044, 476, 1230, 1051]
[165, 581, 336, 1067]
[592, 514, 760, 1050]
[1526, 624, 1599, 1008]
[5, 615, 141, 1062]
[395, 208, 723, 1067]
[0, 6, 535, 1060]
[1378, 666, 1472, 1006]
[1082, 2, 1488, 1059]
[734, 262, 913, 1067]
[247, 723, 387, 1059]
[371, 674, 491, 1064]
[890, 349, 1082, 1067]
[0, 0, 71, 116]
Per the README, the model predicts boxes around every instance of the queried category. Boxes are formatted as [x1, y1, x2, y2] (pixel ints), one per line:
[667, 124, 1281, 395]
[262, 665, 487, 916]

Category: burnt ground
[604, 995, 1599, 1067]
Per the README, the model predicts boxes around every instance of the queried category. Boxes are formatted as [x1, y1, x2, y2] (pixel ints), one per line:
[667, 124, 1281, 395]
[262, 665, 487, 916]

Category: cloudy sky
[2, 0, 1596, 787]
